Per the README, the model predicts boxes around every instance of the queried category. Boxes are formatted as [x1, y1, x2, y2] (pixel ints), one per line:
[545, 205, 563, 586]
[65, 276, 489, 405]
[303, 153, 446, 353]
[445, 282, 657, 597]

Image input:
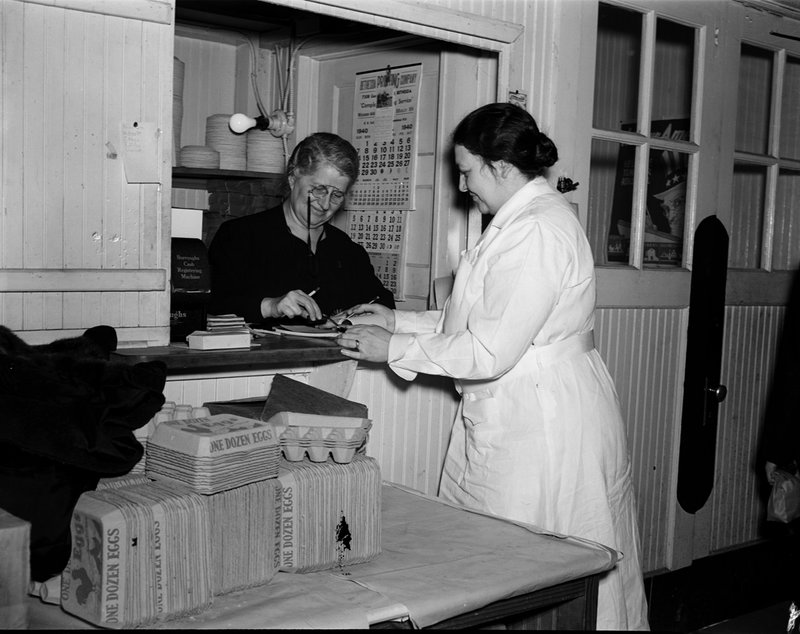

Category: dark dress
[762, 269, 800, 625]
[763, 269, 800, 474]
[208, 205, 394, 326]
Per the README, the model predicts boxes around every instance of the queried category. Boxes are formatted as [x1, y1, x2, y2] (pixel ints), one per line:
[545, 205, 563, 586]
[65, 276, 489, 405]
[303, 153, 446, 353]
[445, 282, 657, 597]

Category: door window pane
[652, 19, 694, 138]
[588, 139, 635, 265]
[736, 45, 773, 155]
[729, 163, 766, 268]
[644, 147, 687, 268]
[773, 169, 800, 270]
[593, 4, 642, 132]
[780, 56, 800, 161]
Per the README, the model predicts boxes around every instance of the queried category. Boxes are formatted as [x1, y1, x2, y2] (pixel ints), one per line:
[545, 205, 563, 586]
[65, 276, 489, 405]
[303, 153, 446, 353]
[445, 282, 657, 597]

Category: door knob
[707, 384, 727, 402]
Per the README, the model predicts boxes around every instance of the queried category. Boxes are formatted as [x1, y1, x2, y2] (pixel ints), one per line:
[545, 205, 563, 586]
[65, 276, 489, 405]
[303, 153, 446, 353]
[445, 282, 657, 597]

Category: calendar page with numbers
[349, 63, 421, 210]
[347, 209, 406, 299]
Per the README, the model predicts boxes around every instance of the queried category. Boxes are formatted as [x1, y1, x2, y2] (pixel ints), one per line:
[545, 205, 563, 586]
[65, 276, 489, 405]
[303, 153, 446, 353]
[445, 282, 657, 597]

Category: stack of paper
[205, 314, 248, 332]
[60, 480, 212, 628]
[145, 414, 281, 494]
[186, 330, 251, 350]
[277, 454, 381, 573]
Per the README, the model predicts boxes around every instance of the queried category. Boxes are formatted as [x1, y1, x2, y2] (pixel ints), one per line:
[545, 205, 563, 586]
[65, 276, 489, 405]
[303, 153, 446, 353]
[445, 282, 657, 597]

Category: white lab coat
[387, 178, 649, 630]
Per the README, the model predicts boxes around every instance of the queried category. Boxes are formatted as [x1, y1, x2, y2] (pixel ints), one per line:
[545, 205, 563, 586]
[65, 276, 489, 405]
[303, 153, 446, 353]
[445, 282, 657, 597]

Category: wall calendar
[349, 63, 421, 210]
[346, 63, 422, 300]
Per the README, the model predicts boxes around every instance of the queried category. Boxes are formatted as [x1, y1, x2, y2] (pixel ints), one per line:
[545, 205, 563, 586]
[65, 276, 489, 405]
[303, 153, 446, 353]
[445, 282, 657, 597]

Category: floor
[695, 601, 791, 632]
[645, 527, 797, 632]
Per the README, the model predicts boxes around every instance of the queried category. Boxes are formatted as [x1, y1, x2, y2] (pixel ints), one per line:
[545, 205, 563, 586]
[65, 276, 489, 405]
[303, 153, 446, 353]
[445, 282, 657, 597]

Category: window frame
[721, 3, 800, 304]
[590, 3, 704, 271]
[731, 41, 800, 271]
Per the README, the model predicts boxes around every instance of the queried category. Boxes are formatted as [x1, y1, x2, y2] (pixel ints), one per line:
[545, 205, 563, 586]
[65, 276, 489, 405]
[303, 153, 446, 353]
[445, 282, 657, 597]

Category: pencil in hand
[342, 295, 380, 321]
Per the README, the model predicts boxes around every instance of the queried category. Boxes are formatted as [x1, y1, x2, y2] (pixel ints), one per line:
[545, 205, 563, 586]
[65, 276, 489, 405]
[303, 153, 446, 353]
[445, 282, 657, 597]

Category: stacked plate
[276, 454, 381, 573]
[61, 480, 212, 628]
[270, 411, 371, 463]
[246, 129, 285, 173]
[206, 113, 246, 170]
[179, 145, 219, 169]
[145, 414, 281, 494]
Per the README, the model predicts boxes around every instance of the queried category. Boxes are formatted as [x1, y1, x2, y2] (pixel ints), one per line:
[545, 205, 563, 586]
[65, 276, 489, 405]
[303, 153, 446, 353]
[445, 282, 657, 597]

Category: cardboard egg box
[269, 411, 372, 463]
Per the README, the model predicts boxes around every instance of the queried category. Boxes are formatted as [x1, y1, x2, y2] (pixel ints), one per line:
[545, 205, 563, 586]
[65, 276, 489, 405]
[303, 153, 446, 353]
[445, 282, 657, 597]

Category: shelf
[172, 167, 284, 190]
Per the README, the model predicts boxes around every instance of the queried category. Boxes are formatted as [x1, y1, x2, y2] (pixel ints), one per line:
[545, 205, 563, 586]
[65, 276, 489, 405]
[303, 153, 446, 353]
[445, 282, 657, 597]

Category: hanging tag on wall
[508, 89, 527, 109]
[120, 121, 160, 183]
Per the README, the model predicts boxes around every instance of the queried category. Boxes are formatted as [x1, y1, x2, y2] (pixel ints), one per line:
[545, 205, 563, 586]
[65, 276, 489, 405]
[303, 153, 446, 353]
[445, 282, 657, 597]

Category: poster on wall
[345, 62, 422, 300]
[607, 118, 689, 267]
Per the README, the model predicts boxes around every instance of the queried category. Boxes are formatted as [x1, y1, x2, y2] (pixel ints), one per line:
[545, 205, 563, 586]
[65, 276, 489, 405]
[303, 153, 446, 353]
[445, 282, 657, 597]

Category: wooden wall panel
[709, 304, 783, 552]
[1, 0, 172, 343]
[173, 34, 238, 149]
[596, 307, 687, 574]
[1, 3, 26, 282]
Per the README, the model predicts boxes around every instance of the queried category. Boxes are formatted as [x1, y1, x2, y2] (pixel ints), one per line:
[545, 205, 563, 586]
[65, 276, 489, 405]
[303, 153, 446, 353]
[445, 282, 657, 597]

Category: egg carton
[282, 443, 360, 464]
[279, 424, 369, 464]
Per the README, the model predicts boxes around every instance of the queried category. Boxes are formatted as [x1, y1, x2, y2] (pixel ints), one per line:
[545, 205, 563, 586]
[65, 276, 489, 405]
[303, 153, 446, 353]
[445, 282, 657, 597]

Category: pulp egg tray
[277, 422, 371, 464]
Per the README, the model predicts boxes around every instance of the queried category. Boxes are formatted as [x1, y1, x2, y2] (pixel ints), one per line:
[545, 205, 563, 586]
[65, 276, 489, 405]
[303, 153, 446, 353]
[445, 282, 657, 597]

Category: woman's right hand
[337, 302, 395, 332]
[261, 290, 322, 322]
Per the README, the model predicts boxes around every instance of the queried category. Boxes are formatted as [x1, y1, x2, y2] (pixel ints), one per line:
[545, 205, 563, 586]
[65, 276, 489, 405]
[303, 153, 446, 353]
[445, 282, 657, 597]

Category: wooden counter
[112, 336, 346, 376]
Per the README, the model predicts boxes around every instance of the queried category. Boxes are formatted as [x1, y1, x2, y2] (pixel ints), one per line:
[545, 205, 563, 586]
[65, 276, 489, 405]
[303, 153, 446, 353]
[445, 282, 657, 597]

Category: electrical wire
[235, 31, 268, 119]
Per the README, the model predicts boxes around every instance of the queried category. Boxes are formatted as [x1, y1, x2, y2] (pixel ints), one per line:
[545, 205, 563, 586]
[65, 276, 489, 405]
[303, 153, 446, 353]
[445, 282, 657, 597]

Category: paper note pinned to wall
[121, 121, 160, 183]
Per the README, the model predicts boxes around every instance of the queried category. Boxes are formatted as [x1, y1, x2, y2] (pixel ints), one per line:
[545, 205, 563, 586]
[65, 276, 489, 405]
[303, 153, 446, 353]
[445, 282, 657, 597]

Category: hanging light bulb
[229, 113, 265, 134]
[228, 109, 294, 137]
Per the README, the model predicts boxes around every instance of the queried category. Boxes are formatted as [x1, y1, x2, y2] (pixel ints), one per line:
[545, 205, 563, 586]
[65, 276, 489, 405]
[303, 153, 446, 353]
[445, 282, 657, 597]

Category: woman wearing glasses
[208, 132, 394, 326]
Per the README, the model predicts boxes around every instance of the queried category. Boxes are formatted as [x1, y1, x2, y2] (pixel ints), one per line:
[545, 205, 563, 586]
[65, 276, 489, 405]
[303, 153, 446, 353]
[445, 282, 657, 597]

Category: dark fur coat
[0, 325, 167, 581]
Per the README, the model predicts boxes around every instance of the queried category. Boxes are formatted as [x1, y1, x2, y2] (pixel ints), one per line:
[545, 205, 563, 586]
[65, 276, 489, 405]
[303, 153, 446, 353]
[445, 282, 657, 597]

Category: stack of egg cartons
[61, 479, 212, 628]
[61, 410, 283, 628]
[277, 454, 382, 573]
[145, 413, 283, 595]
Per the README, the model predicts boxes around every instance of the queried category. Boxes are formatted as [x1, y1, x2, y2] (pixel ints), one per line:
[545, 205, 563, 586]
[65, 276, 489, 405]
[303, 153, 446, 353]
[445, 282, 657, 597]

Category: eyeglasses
[308, 184, 345, 204]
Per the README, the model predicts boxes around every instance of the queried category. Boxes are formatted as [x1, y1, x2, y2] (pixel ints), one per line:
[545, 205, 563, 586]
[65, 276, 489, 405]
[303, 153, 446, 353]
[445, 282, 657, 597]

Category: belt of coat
[457, 331, 595, 398]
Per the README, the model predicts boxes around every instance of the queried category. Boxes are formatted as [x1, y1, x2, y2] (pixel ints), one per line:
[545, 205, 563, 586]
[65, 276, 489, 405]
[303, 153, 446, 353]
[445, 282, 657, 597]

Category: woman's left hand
[337, 325, 391, 362]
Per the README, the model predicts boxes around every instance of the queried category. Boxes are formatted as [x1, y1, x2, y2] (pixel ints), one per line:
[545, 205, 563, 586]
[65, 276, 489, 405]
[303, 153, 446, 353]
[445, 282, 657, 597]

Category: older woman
[208, 132, 394, 326]
[337, 103, 649, 630]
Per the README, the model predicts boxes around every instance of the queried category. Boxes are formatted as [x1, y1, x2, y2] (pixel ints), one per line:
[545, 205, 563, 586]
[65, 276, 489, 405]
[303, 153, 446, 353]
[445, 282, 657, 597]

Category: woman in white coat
[337, 103, 649, 631]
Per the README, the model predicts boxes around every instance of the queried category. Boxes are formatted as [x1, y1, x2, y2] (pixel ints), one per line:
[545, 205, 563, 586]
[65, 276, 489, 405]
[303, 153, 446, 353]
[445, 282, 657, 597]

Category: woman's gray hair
[286, 132, 359, 182]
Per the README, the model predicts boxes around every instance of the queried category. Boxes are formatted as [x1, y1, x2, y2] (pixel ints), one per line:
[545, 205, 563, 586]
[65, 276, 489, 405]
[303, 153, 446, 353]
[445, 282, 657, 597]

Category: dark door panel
[677, 215, 729, 514]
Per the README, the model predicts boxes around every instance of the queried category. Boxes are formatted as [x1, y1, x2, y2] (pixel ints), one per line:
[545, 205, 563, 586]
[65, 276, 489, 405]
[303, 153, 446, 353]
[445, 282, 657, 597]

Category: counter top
[26, 483, 617, 630]
[112, 335, 345, 376]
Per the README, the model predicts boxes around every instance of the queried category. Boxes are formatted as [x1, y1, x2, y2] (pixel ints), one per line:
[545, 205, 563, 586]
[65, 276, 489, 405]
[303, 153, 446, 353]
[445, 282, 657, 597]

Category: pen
[343, 295, 380, 320]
